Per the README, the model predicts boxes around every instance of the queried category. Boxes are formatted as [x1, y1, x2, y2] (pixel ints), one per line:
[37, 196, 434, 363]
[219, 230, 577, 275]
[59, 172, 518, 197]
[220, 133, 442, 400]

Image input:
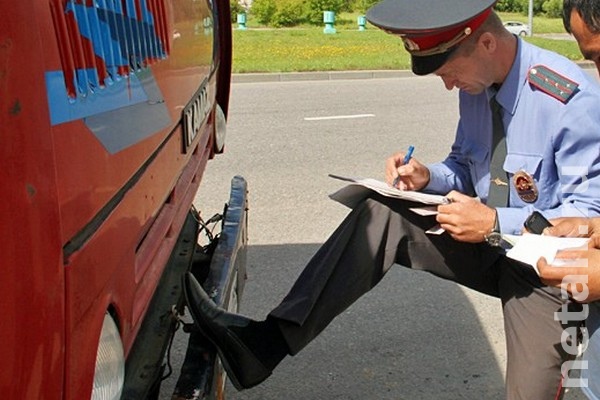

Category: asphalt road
[159, 75, 591, 399]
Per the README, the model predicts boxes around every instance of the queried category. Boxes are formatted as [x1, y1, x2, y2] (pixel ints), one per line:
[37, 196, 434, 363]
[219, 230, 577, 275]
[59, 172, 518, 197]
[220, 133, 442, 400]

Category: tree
[230, 0, 245, 21]
[495, 0, 520, 12]
[542, 0, 563, 18]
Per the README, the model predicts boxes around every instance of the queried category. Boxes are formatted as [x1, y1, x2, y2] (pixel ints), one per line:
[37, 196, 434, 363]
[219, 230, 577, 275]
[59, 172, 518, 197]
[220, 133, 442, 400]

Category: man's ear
[478, 32, 497, 54]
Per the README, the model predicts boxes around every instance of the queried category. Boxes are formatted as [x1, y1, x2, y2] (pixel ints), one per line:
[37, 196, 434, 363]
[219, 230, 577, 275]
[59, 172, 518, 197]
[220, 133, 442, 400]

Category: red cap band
[403, 7, 492, 53]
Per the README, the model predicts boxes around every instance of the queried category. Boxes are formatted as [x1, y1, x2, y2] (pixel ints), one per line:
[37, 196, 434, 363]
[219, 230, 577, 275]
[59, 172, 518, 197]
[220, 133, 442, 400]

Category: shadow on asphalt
[227, 243, 506, 400]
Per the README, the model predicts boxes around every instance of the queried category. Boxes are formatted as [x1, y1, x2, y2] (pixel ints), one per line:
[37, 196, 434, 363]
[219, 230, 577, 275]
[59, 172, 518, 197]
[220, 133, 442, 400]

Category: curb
[232, 62, 597, 83]
[232, 69, 415, 83]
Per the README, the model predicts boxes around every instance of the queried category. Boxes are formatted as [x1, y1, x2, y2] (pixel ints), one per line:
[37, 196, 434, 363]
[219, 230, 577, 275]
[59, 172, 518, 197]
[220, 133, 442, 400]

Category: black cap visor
[411, 46, 457, 75]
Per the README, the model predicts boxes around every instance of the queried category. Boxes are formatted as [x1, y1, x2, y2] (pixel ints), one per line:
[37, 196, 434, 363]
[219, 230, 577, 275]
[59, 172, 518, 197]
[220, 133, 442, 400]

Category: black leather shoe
[183, 272, 272, 390]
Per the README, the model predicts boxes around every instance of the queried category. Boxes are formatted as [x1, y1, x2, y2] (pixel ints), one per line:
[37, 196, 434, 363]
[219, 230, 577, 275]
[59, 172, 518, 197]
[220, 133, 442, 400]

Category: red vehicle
[0, 0, 247, 399]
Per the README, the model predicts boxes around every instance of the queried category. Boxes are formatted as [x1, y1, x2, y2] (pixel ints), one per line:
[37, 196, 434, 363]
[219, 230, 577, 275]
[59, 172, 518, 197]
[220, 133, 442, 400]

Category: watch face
[486, 232, 503, 247]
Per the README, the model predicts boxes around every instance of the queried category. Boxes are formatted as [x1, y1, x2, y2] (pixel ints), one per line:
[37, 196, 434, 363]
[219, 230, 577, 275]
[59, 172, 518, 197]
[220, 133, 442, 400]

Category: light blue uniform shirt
[425, 39, 600, 233]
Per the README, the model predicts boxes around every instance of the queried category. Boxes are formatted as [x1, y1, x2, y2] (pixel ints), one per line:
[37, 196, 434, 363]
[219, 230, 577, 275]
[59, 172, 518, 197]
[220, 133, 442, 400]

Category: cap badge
[402, 37, 420, 52]
[513, 170, 538, 203]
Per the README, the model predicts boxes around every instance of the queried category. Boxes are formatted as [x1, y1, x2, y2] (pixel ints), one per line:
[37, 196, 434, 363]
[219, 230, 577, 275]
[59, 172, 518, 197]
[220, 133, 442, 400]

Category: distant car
[503, 21, 530, 36]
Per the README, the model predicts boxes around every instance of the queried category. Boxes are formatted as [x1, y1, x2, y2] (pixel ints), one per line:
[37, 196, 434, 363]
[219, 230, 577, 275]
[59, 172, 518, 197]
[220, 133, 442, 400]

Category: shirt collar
[486, 38, 527, 115]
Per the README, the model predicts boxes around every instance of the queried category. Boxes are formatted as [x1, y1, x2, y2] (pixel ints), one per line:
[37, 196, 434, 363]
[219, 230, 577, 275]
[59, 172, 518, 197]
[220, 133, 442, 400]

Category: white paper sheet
[505, 234, 589, 274]
[328, 174, 449, 208]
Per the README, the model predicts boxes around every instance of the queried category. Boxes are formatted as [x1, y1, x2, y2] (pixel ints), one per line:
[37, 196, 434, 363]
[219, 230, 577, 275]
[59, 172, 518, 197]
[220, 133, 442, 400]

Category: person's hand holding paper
[436, 190, 497, 243]
[384, 149, 500, 243]
[537, 219, 600, 302]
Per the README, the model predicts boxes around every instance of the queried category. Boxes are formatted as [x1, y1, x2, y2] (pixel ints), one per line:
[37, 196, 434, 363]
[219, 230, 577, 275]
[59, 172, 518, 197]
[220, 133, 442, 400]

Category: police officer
[184, 1, 600, 399]
[535, 1, 600, 399]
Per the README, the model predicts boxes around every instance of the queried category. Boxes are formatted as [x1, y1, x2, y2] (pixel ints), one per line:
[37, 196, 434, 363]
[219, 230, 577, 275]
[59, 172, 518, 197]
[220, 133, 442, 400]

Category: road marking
[304, 113, 375, 121]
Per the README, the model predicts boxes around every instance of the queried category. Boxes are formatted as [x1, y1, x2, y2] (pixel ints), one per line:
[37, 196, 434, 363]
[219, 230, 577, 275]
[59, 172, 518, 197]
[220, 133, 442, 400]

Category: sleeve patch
[527, 64, 579, 103]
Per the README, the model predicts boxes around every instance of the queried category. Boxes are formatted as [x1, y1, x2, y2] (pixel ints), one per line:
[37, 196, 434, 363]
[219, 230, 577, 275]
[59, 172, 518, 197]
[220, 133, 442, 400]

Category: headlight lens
[91, 313, 125, 400]
[214, 104, 227, 153]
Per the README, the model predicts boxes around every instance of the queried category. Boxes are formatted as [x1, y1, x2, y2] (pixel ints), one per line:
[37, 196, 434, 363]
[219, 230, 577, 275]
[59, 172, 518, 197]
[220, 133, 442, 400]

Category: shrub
[514, 0, 546, 14]
[542, 0, 563, 18]
[495, 0, 520, 12]
[351, 0, 380, 13]
[272, 0, 305, 27]
[496, 0, 552, 15]
[251, 0, 277, 25]
[304, 0, 347, 25]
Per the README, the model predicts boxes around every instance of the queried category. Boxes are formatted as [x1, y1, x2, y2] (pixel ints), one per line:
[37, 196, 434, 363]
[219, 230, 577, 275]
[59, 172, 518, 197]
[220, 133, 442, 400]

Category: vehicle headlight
[91, 313, 125, 400]
[214, 104, 227, 153]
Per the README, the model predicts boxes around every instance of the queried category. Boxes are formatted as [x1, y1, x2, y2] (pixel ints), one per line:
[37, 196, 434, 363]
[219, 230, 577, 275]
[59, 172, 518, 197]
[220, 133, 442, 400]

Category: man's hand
[385, 151, 430, 191]
[537, 235, 600, 302]
[436, 191, 496, 243]
[544, 217, 600, 237]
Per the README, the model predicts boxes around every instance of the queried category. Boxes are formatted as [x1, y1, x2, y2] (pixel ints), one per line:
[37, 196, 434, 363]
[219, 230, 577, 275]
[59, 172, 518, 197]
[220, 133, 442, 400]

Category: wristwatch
[484, 210, 503, 247]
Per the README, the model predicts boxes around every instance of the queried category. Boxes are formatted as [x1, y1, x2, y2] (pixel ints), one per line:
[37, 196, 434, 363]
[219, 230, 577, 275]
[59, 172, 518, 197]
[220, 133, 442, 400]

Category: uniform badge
[491, 177, 508, 187]
[527, 65, 579, 104]
[513, 170, 538, 203]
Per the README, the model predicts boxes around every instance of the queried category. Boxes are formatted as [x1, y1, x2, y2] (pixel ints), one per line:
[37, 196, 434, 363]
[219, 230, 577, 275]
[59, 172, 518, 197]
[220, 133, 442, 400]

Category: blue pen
[392, 145, 415, 188]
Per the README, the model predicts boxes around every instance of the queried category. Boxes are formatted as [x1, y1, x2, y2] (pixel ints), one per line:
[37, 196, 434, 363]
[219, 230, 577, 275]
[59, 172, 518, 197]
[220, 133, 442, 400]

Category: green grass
[527, 37, 583, 60]
[231, 12, 583, 73]
[232, 29, 409, 73]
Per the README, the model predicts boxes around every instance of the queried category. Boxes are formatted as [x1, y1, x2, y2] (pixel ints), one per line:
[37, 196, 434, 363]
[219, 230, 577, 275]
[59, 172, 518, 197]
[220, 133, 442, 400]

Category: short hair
[563, 0, 600, 34]
[454, 11, 506, 57]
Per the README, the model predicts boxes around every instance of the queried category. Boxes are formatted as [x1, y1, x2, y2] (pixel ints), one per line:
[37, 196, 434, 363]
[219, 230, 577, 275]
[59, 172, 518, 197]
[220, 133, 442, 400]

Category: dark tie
[487, 96, 509, 207]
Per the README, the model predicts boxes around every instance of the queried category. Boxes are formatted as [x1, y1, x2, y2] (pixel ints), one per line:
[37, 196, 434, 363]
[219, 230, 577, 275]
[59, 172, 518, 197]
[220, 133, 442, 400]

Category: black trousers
[269, 195, 576, 400]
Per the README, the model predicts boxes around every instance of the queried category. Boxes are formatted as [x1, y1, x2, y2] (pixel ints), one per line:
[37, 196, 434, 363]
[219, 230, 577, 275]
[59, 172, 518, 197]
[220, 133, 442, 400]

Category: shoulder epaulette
[527, 65, 579, 103]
